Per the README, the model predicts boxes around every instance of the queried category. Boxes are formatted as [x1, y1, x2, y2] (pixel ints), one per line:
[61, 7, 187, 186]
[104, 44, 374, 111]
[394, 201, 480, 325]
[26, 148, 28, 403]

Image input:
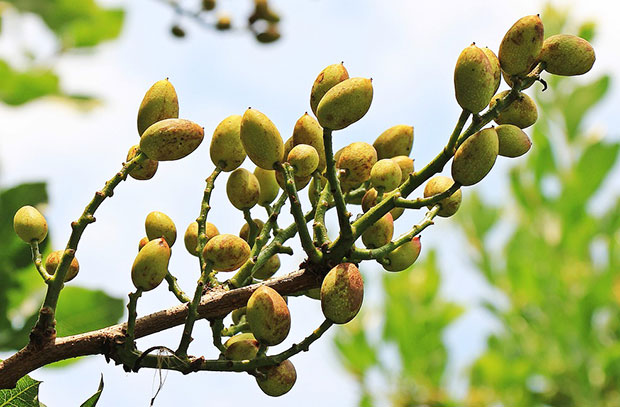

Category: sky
[1, 0, 619, 405]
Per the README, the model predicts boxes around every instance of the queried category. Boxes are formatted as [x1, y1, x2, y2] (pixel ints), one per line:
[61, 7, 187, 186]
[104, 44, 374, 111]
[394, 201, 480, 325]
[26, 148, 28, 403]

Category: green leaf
[578, 21, 597, 42]
[0, 374, 41, 407]
[563, 76, 611, 140]
[55, 287, 123, 337]
[0, 60, 60, 105]
[80, 375, 104, 407]
[333, 316, 377, 378]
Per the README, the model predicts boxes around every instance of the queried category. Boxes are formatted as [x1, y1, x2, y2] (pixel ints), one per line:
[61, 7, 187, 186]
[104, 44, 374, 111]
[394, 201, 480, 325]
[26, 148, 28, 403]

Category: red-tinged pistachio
[131, 238, 171, 291]
[320, 263, 364, 324]
[203, 234, 250, 272]
[310, 63, 349, 116]
[382, 237, 421, 272]
[45, 250, 80, 282]
[454, 44, 496, 113]
[482, 47, 501, 94]
[140, 118, 204, 161]
[127, 145, 158, 180]
[539, 34, 595, 76]
[246, 285, 291, 345]
[498, 15, 544, 76]
[336, 142, 377, 187]
[138, 237, 149, 251]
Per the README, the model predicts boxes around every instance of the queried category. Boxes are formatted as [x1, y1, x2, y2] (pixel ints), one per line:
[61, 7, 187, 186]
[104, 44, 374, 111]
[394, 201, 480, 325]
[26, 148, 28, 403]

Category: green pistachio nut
[310, 63, 349, 116]
[304, 287, 321, 300]
[202, 0, 216, 11]
[255, 359, 297, 397]
[230, 308, 247, 325]
[127, 145, 158, 180]
[451, 127, 499, 186]
[140, 118, 204, 161]
[292, 113, 326, 171]
[240, 108, 284, 170]
[361, 188, 404, 220]
[226, 168, 261, 210]
[481, 47, 501, 94]
[215, 14, 232, 30]
[316, 77, 373, 130]
[137, 79, 179, 136]
[131, 238, 171, 291]
[362, 213, 394, 249]
[203, 234, 251, 272]
[496, 124, 532, 157]
[256, 24, 281, 44]
[239, 218, 264, 242]
[246, 285, 291, 345]
[454, 44, 496, 113]
[224, 332, 255, 347]
[184, 221, 219, 256]
[539, 34, 595, 76]
[373, 124, 414, 159]
[254, 168, 280, 206]
[253, 254, 280, 280]
[423, 176, 462, 217]
[370, 159, 402, 192]
[45, 250, 80, 282]
[383, 237, 421, 272]
[287, 144, 319, 177]
[145, 211, 177, 247]
[138, 237, 149, 251]
[391, 155, 415, 185]
[489, 91, 538, 129]
[498, 15, 544, 76]
[321, 263, 364, 324]
[225, 337, 259, 360]
[13, 205, 48, 243]
[336, 142, 377, 187]
[210, 115, 246, 171]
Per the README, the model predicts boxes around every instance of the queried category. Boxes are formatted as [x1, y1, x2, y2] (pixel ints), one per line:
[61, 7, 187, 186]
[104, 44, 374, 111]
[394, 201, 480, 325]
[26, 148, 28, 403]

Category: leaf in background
[578, 21, 597, 42]
[456, 192, 500, 245]
[80, 375, 104, 407]
[333, 315, 377, 378]
[55, 287, 123, 337]
[563, 75, 610, 140]
[0, 61, 60, 106]
[0, 374, 41, 407]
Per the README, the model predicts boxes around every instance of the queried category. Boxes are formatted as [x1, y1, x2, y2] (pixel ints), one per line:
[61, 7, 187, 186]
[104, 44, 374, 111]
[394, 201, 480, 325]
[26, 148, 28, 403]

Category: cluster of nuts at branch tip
[9, 13, 596, 398]
[169, 0, 281, 44]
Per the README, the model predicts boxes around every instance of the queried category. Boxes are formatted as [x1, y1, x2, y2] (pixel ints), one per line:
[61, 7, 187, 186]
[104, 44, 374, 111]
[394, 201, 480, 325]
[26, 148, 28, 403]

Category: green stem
[196, 167, 222, 286]
[242, 209, 259, 248]
[276, 162, 322, 264]
[29, 241, 51, 283]
[210, 318, 227, 354]
[31, 153, 147, 342]
[164, 271, 190, 303]
[350, 205, 440, 261]
[221, 322, 250, 337]
[124, 289, 143, 351]
[312, 181, 332, 246]
[323, 129, 352, 242]
[393, 182, 461, 209]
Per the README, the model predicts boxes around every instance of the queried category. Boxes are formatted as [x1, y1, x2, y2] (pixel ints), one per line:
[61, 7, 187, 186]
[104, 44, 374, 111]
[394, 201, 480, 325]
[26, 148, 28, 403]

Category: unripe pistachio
[239, 218, 264, 242]
[370, 159, 402, 192]
[361, 188, 404, 220]
[170, 25, 185, 38]
[230, 307, 247, 325]
[539, 34, 595, 76]
[316, 77, 373, 130]
[253, 254, 280, 280]
[254, 168, 280, 206]
[131, 238, 171, 291]
[140, 118, 204, 161]
[373, 124, 414, 159]
[202, 0, 216, 11]
[226, 168, 260, 210]
[304, 287, 321, 300]
[423, 176, 462, 217]
[203, 234, 251, 272]
[292, 113, 326, 171]
[240, 108, 284, 170]
[13, 205, 48, 243]
[451, 127, 499, 186]
[320, 263, 364, 324]
[215, 14, 231, 30]
[184, 221, 219, 256]
[137, 79, 179, 136]
[362, 213, 394, 249]
[210, 115, 246, 171]
[496, 124, 532, 157]
[287, 144, 319, 177]
[454, 44, 496, 113]
[498, 15, 544, 76]
[225, 337, 259, 360]
[489, 91, 538, 129]
[502, 70, 534, 90]
[336, 142, 377, 187]
[391, 155, 414, 185]
[247, 285, 290, 345]
[310, 63, 349, 116]
[481, 47, 501, 94]
[224, 332, 255, 347]
[256, 24, 280, 43]
[382, 237, 421, 272]
[145, 211, 177, 247]
[127, 145, 158, 180]
[275, 170, 312, 191]
[138, 237, 149, 251]
[255, 360, 297, 397]
[45, 250, 80, 282]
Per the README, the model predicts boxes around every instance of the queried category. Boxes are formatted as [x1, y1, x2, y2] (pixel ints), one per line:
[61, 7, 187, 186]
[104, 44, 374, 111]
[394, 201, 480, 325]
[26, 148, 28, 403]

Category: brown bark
[0, 268, 320, 389]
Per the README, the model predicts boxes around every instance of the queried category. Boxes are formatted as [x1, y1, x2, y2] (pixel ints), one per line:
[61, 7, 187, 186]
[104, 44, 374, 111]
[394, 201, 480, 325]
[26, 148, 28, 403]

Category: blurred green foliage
[0, 0, 124, 105]
[334, 5, 619, 407]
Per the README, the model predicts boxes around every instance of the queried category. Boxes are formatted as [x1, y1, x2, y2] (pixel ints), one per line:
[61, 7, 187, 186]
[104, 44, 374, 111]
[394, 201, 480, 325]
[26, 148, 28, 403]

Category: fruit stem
[29, 241, 52, 283]
[210, 318, 227, 354]
[164, 271, 190, 303]
[312, 180, 332, 245]
[349, 205, 440, 261]
[125, 289, 143, 352]
[393, 183, 461, 209]
[30, 152, 147, 345]
[323, 129, 353, 242]
[220, 321, 250, 337]
[196, 167, 222, 287]
[242, 209, 259, 248]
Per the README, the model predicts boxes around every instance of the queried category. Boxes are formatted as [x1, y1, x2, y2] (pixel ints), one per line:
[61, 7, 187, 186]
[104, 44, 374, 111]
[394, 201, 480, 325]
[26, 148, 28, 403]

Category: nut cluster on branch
[2, 14, 595, 398]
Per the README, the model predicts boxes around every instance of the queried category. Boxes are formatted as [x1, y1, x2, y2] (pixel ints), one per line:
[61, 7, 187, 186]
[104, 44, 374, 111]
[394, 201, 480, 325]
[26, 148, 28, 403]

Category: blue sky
[1, 0, 619, 405]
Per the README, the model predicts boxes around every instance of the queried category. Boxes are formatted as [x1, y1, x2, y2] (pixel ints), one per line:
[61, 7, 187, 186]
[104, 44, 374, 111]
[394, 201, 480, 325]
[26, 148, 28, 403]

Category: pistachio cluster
[11, 13, 595, 399]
